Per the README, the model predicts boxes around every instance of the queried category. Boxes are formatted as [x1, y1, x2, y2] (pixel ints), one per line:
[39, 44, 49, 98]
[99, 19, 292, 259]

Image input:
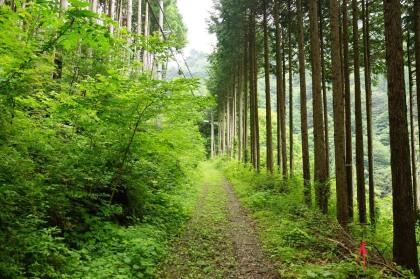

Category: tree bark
[415, 0, 420, 153]
[296, 0, 311, 205]
[238, 62, 243, 162]
[143, 0, 150, 70]
[244, 38, 249, 163]
[330, 0, 349, 227]
[407, 33, 420, 214]
[309, 0, 328, 213]
[319, 0, 330, 177]
[263, 0, 273, 173]
[274, 0, 283, 173]
[353, 0, 367, 225]
[288, 0, 294, 176]
[362, 0, 375, 225]
[137, 0, 142, 61]
[343, 0, 354, 221]
[383, 0, 419, 275]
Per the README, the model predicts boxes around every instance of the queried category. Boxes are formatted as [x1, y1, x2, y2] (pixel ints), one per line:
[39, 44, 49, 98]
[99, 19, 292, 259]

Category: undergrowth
[217, 158, 415, 278]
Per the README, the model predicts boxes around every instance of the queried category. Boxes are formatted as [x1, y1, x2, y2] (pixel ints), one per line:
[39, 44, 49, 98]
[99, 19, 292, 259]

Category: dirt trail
[156, 167, 279, 278]
[224, 179, 279, 278]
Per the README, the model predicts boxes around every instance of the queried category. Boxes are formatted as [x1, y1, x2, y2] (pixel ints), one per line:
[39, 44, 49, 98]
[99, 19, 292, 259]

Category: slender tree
[238, 62, 243, 162]
[407, 33, 420, 214]
[353, 0, 367, 224]
[288, 0, 294, 176]
[343, 0, 354, 220]
[296, 0, 311, 205]
[415, 0, 420, 149]
[319, 0, 330, 177]
[243, 38, 249, 163]
[137, 0, 142, 61]
[309, 0, 328, 213]
[329, 0, 348, 227]
[274, 0, 284, 174]
[362, 0, 375, 225]
[263, 0, 273, 173]
[383, 0, 419, 275]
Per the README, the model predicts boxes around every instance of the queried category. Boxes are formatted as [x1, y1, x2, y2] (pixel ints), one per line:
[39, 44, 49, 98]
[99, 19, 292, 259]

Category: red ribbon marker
[356, 241, 368, 269]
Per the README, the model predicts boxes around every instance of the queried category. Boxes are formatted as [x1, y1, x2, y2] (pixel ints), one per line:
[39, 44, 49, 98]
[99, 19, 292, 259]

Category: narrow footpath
[156, 165, 279, 278]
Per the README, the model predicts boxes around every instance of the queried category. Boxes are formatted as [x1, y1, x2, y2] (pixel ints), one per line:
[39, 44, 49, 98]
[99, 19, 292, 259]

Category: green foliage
[0, 1, 209, 277]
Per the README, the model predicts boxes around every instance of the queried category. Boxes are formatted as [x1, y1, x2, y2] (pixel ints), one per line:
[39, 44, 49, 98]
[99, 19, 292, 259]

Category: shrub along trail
[156, 163, 279, 278]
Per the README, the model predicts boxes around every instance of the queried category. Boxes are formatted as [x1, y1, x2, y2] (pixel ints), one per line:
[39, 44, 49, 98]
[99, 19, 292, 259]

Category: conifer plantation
[1, 0, 420, 278]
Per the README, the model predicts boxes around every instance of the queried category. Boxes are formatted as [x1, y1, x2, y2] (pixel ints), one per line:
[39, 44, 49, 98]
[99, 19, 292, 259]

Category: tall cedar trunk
[137, 0, 142, 61]
[296, 0, 311, 205]
[263, 0, 273, 173]
[127, 0, 133, 64]
[343, 0, 354, 220]
[109, 0, 115, 33]
[218, 110, 222, 154]
[282, 31, 288, 177]
[232, 77, 236, 158]
[157, 0, 164, 80]
[415, 0, 420, 152]
[60, 0, 68, 11]
[244, 39, 249, 163]
[330, 0, 349, 227]
[309, 0, 328, 213]
[143, 0, 150, 70]
[249, 15, 256, 167]
[353, 0, 367, 224]
[383, 0, 420, 275]
[288, 0, 294, 176]
[362, 0, 375, 224]
[319, 0, 330, 177]
[253, 17, 260, 171]
[228, 90, 231, 156]
[238, 62, 243, 162]
[414, 0, 420, 214]
[91, 0, 98, 13]
[274, 0, 283, 173]
[408, 34, 420, 213]
[211, 110, 215, 158]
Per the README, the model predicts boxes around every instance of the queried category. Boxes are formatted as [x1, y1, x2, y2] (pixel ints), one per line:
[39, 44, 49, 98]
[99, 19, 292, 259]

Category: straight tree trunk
[281, 30, 288, 177]
[253, 18, 260, 171]
[249, 20, 256, 167]
[319, 0, 330, 177]
[226, 90, 231, 155]
[211, 109, 215, 158]
[263, 0, 273, 173]
[309, 0, 328, 213]
[353, 0, 367, 224]
[109, 0, 115, 33]
[137, 0, 142, 61]
[274, 0, 283, 173]
[238, 62, 243, 162]
[415, 0, 420, 151]
[217, 109, 223, 155]
[408, 33, 420, 214]
[288, 0, 294, 176]
[143, 0, 150, 70]
[296, 0, 311, 205]
[343, 0, 354, 220]
[383, 0, 419, 275]
[330, 0, 349, 227]
[362, 0, 375, 225]
[244, 39, 249, 163]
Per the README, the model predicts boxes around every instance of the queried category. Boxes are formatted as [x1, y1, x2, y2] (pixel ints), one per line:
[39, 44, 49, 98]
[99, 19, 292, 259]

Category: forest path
[156, 164, 279, 278]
